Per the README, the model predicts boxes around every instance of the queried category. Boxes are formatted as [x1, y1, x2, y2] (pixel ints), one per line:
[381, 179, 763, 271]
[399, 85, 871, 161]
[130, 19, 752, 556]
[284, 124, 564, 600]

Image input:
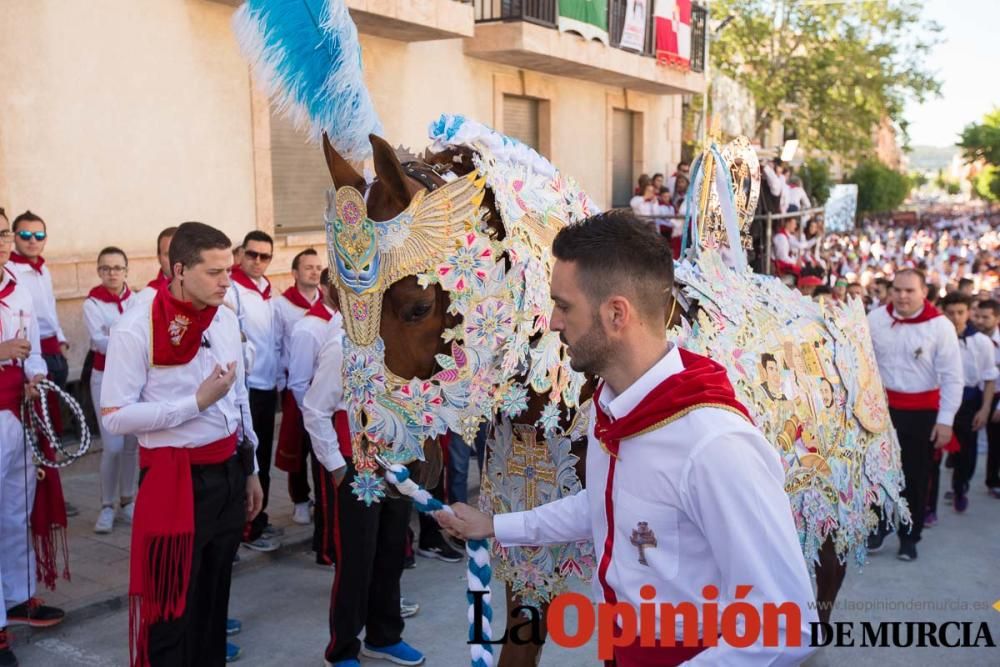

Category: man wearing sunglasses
[227, 230, 282, 553]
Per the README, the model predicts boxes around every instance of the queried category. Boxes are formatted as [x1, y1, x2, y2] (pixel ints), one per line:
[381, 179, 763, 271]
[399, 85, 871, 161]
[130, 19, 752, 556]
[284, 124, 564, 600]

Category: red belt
[886, 388, 940, 411]
[334, 410, 351, 457]
[0, 364, 25, 413]
[93, 351, 107, 372]
[40, 336, 61, 356]
[609, 637, 709, 667]
[130, 433, 237, 667]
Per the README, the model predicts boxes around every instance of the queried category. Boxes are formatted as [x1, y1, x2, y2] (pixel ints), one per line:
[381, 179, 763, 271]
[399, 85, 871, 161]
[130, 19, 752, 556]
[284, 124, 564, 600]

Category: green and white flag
[558, 0, 609, 46]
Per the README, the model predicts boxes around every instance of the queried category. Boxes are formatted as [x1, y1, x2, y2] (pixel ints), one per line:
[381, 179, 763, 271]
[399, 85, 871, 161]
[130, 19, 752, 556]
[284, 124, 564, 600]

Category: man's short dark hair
[552, 211, 672, 321]
[156, 226, 178, 253]
[678, 161, 689, 170]
[169, 222, 232, 269]
[814, 285, 833, 298]
[957, 277, 974, 289]
[761, 353, 777, 369]
[977, 298, 1000, 316]
[941, 291, 973, 309]
[652, 172, 664, 180]
[98, 246, 129, 265]
[0, 206, 6, 221]
[848, 282, 862, 289]
[875, 277, 891, 289]
[292, 247, 318, 271]
[12, 210, 45, 232]
[242, 230, 273, 249]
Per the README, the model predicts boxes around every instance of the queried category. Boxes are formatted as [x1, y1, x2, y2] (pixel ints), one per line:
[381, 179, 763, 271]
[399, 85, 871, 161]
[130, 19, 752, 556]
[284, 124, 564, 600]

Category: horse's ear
[322, 133, 365, 191]
[370, 133, 411, 207]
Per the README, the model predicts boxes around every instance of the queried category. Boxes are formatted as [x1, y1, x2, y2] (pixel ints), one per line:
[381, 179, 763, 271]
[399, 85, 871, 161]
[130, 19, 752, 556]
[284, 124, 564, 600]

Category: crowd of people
[0, 210, 474, 667]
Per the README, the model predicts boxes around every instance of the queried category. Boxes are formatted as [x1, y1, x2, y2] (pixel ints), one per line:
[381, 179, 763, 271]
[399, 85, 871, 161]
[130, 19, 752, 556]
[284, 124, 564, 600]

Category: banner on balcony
[654, 0, 692, 69]
[619, 0, 648, 51]
[558, 0, 610, 46]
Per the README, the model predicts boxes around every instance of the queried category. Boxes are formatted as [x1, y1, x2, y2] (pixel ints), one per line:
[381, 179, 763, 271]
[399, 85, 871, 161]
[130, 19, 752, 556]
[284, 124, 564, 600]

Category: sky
[904, 0, 1000, 147]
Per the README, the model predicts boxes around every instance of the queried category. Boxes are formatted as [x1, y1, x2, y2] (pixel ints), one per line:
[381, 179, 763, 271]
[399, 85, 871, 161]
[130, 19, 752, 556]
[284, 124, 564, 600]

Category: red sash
[10, 251, 45, 274]
[334, 409, 351, 457]
[146, 270, 170, 291]
[887, 300, 941, 327]
[40, 336, 61, 356]
[88, 284, 132, 314]
[93, 352, 107, 372]
[609, 637, 709, 667]
[0, 364, 24, 414]
[281, 286, 313, 310]
[231, 265, 271, 300]
[886, 388, 939, 411]
[275, 389, 305, 473]
[306, 299, 333, 321]
[150, 286, 217, 367]
[129, 434, 237, 667]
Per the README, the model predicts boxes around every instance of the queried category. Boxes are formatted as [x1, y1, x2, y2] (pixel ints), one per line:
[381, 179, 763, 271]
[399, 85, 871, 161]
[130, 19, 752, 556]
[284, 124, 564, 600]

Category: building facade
[0, 0, 705, 375]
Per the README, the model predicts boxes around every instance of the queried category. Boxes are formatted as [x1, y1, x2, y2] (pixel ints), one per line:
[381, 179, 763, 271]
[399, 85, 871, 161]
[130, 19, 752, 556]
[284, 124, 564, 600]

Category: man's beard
[562, 316, 613, 376]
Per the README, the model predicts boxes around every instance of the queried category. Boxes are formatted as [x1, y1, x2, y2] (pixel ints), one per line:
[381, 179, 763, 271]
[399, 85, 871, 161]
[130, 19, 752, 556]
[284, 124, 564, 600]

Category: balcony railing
[474, 1, 706, 73]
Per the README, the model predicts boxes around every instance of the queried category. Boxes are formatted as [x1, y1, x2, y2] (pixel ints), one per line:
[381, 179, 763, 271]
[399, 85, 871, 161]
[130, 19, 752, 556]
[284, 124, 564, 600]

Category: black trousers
[288, 430, 313, 505]
[311, 450, 337, 565]
[951, 398, 982, 495]
[985, 396, 1000, 489]
[325, 462, 409, 663]
[147, 456, 246, 667]
[247, 388, 277, 540]
[883, 407, 937, 543]
[43, 352, 69, 387]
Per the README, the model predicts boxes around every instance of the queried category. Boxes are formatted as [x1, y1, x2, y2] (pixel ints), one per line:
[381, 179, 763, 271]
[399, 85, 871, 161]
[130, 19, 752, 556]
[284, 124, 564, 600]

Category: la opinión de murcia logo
[468, 586, 998, 659]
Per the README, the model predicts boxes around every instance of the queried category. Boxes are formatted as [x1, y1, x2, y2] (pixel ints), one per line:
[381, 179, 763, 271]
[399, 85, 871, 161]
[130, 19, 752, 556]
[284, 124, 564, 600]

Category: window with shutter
[503, 95, 540, 151]
[611, 109, 635, 207]
[270, 107, 332, 234]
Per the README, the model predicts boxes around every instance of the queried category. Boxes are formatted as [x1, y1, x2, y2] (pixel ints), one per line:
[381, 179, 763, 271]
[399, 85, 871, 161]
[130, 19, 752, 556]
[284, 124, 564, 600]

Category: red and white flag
[654, 0, 691, 68]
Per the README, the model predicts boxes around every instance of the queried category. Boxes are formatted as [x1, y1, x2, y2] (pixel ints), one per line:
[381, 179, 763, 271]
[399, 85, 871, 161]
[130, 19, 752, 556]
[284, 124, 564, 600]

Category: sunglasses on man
[17, 230, 47, 242]
[244, 250, 272, 262]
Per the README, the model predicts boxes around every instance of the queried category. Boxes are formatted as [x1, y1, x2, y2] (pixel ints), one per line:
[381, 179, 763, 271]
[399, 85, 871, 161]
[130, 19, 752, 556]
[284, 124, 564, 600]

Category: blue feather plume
[233, 0, 382, 162]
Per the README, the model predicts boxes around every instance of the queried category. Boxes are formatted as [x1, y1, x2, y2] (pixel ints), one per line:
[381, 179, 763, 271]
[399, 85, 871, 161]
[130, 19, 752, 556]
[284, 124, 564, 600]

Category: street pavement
[6, 443, 999, 666]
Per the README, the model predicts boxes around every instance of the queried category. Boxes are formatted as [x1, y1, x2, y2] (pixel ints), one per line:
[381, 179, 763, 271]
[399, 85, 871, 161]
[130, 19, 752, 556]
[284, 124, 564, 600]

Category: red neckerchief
[10, 251, 45, 274]
[150, 285, 218, 366]
[305, 299, 333, 322]
[593, 348, 753, 458]
[231, 265, 271, 300]
[281, 286, 314, 310]
[0, 269, 16, 307]
[88, 284, 132, 314]
[146, 270, 170, 291]
[886, 299, 941, 327]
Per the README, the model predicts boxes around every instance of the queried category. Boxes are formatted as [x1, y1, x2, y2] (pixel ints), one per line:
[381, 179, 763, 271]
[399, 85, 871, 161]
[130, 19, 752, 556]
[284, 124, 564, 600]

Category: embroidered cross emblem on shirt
[507, 424, 557, 510]
[630, 521, 657, 566]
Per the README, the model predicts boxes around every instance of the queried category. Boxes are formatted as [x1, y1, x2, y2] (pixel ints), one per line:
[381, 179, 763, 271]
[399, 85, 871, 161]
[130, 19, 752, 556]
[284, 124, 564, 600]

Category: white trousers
[0, 410, 38, 627]
[91, 371, 138, 506]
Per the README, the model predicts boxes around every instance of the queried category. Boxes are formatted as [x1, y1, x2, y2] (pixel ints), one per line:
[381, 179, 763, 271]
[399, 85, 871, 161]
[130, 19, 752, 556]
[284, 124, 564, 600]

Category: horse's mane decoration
[672, 140, 908, 568]
[233, 0, 382, 162]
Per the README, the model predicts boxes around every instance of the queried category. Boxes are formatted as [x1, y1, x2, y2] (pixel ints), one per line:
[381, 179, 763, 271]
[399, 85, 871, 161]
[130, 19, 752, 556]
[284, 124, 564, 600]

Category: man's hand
[931, 424, 953, 449]
[0, 339, 31, 362]
[59, 341, 70, 355]
[245, 474, 264, 521]
[433, 502, 494, 540]
[195, 362, 237, 411]
[331, 465, 347, 488]
[973, 408, 990, 432]
[25, 374, 46, 401]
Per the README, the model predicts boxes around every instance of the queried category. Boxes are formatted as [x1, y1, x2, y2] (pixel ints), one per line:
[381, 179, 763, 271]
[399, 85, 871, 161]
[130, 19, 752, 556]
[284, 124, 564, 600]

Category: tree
[798, 158, 831, 205]
[851, 160, 911, 213]
[959, 108, 1000, 200]
[711, 0, 941, 158]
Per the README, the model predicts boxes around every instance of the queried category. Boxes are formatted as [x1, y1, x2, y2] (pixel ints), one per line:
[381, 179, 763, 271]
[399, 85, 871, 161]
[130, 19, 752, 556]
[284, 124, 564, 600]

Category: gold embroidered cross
[507, 424, 556, 510]
[630, 522, 657, 566]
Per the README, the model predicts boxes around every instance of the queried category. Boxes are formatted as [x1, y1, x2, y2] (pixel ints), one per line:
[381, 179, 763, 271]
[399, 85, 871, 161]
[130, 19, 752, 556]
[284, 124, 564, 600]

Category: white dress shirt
[8, 260, 65, 343]
[100, 299, 259, 470]
[287, 306, 343, 408]
[301, 331, 347, 473]
[493, 346, 817, 664]
[958, 331, 998, 390]
[226, 278, 278, 391]
[867, 305, 963, 426]
[771, 231, 798, 265]
[0, 269, 47, 380]
[273, 288, 319, 388]
[82, 288, 137, 360]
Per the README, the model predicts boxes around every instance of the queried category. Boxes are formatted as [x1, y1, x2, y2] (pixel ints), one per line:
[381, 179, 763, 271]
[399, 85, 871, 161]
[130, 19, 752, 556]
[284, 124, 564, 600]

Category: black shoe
[0, 628, 18, 667]
[416, 543, 462, 563]
[5, 599, 64, 628]
[866, 533, 886, 553]
[403, 553, 416, 569]
[897, 540, 918, 561]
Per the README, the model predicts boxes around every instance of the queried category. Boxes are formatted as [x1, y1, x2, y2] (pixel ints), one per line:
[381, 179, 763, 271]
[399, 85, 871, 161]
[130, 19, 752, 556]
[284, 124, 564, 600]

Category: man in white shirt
[83, 246, 138, 534]
[101, 221, 263, 666]
[8, 211, 69, 389]
[227, 230, 281, 550]
[273, 249, 323, 525]
[437, 213, 816, 666]
[136, 226, 177, 303]
[972, 298, 1000, 497]
[785, 176, 810, 213]
[0, 211, 64, 667]
[936, 293, 996, 515]
[866, 269, 963, 561]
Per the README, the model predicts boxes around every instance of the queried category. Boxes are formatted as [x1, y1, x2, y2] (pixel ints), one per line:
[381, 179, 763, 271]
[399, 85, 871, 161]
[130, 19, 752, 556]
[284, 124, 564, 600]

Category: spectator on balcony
[773, 218, 802, 277]
[634, 173, 651, 196]
[786, 175, 811, 213]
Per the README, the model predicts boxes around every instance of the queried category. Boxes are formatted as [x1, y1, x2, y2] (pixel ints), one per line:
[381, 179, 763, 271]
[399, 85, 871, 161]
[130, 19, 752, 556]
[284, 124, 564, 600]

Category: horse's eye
[404, 302, 433, 322]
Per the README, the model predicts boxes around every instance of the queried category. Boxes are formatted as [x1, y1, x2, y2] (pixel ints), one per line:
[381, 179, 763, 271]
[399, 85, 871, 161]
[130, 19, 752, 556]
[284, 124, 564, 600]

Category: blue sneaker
[361, 640, 425, 665]
[226, 618, 242, 636]
[226, 642, 242, 662]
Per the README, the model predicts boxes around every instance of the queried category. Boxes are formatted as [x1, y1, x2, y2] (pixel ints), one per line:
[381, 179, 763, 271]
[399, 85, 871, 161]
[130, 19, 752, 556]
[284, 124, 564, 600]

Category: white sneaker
[120, 502, 135, 524]
[292, 502, 311, 525]
[94, 506, 116, 534]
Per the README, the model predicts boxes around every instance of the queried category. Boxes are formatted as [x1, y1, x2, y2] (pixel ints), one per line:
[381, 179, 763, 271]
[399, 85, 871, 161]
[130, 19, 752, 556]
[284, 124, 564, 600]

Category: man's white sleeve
[492, 490, 591, 546]
[934, 319, 964, 426]
[302, 335, 346, 473]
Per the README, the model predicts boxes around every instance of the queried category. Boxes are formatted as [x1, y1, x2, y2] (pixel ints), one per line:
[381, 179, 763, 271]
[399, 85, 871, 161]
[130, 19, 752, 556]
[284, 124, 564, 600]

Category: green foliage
[850, 160, 911, 213]
[909, 172, 928, 188]
[798, 158, 832, 205]
[711, 0, 941, 158]
[974, 166, 1000, 202]
[945, 181, 961, 196]
[959, 108, 1000, 199]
